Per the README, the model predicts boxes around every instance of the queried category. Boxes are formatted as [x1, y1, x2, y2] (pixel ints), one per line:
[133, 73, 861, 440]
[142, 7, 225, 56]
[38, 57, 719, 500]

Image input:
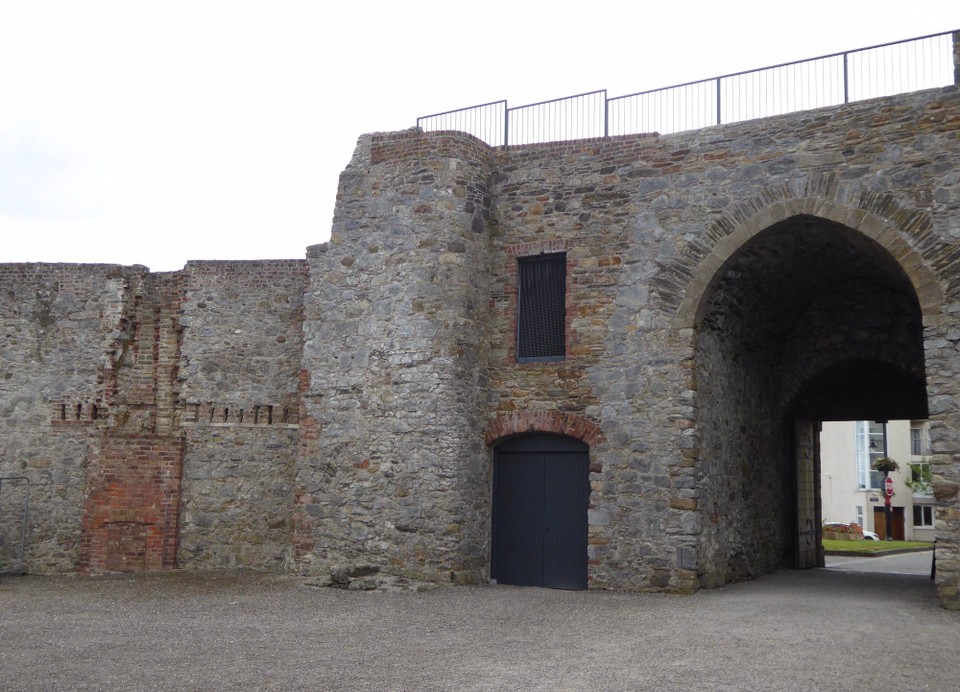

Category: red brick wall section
[370, 130, 494, 167]
[78, 435, 185, 574]
[485, 411, 604, 447]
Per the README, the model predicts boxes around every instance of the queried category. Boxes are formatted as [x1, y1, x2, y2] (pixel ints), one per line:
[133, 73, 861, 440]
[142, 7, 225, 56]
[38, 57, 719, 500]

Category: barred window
[517, 253, 566, 362]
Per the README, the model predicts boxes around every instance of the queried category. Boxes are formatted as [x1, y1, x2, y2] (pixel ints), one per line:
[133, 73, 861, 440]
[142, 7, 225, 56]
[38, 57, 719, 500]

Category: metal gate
[795, 421, 822, 569]
[0, 476, 30, 575]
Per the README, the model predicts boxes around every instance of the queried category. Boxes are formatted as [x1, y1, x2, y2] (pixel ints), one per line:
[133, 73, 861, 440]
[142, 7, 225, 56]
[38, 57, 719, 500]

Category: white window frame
[910, 426, 923, 456]
[913, 504, 934, 528]
[855, 421, 885, 490]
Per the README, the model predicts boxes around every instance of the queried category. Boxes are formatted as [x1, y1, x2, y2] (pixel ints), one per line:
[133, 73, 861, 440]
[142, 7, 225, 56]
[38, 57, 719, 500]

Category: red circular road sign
[884, 476, 895, 497]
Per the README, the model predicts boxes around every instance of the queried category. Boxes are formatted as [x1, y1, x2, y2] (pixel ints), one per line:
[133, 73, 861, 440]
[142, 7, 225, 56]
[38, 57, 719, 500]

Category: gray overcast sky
[2, 1, 959, 271]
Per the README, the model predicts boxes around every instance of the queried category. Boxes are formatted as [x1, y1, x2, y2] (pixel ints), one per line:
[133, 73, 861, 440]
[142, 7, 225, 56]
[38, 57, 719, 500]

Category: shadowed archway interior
[694, 214, 927, 588]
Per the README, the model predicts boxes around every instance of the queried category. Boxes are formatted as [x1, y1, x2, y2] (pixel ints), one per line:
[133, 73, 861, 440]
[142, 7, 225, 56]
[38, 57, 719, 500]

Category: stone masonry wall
[294, 131, 494, 582]
[479, 83, 960, 597]
[0, 263, 147, 572]
[485, 135, 697, 591]
[695, 295, 787, 586]
[177, 261, 305, 570]
[3, 79, 960, 609]
[0, 260, 307, 575]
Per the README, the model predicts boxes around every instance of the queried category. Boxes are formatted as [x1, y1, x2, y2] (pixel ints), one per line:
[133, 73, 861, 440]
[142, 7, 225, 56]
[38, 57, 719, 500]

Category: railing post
[843, 51, 849, 103]
[504, 106, 509, 147]
[953, 30, 960, 85]
[604, 92, 609, 138]
[716, 77, 722, 125]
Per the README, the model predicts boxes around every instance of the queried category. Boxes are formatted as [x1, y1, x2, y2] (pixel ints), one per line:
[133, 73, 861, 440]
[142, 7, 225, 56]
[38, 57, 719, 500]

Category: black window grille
[517, 253, 566, 361]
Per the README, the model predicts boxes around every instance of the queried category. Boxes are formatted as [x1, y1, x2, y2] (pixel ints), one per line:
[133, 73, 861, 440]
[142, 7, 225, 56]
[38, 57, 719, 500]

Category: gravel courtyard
[2, 568, 958, 691]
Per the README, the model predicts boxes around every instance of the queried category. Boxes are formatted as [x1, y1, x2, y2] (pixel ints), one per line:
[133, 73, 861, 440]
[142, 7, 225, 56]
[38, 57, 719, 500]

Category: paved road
[826, 549, 934, 576]
[1, 568, 958, 691]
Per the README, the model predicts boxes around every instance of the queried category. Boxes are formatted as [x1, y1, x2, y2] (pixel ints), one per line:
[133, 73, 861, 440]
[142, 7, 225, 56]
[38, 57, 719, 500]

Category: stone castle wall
[294, 132, 494, 582]
[478, 83, 960, 595]
[0, 263, 146, 571]
[176, 260, 306, 570]
[2, 82, 960, 607]
[0, 261, 307, 574]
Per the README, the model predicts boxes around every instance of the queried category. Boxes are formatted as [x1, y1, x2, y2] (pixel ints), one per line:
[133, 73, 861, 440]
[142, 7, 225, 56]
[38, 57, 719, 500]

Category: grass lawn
[822, 539, 932, 553]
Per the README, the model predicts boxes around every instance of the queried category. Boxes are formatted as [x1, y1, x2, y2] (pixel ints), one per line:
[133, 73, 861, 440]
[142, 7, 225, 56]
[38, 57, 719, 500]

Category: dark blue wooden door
[492, 435, 588, 590]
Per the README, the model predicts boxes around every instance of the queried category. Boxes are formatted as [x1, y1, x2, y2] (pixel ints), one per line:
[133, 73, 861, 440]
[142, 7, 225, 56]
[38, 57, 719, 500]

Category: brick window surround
[505, 239, 577, 363]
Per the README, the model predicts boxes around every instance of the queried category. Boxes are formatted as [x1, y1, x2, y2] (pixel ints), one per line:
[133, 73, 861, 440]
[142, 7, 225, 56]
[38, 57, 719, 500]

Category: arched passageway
[693, 214, 928, 587]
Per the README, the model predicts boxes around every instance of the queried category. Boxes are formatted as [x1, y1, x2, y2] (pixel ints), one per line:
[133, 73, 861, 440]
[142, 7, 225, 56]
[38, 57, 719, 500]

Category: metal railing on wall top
[417, 30, 959, 147]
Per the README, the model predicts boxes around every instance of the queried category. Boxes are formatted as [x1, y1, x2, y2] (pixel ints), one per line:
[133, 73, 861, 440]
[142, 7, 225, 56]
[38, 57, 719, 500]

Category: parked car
[862, 530, 880, 540]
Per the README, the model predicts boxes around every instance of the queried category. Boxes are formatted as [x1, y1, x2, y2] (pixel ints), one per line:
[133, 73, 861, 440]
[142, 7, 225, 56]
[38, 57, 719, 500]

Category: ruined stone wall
[177, 261, 305, 570]
[0, 259, 307, 574]
[294, 131, 494, 582]
[0, 263, 147, 572]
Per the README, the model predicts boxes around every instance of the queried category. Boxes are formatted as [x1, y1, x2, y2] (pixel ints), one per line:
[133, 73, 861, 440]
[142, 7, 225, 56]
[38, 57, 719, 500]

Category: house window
[910, 425, 929, 456]
[913, 504, 934, 528]
[517, 253, 566, 362]
[855, 421, 885, 490]
[909, 459, 932, 496]
[855, 505, 864, 528]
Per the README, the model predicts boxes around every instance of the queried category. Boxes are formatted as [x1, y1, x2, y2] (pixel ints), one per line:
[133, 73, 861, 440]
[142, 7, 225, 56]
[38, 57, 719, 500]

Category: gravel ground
[1, 568, 958, 691]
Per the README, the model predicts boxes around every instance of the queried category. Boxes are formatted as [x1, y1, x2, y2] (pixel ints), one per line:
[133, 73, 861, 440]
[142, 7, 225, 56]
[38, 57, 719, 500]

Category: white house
[820, 420, 934, 542]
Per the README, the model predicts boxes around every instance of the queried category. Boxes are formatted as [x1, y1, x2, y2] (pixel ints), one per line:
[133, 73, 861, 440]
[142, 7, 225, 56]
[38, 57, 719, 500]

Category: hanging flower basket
[872, 456, 899, 473]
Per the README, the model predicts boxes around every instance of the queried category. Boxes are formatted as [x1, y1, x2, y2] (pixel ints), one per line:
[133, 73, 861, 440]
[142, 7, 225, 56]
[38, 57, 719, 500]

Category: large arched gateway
[690, 213, 930, 586]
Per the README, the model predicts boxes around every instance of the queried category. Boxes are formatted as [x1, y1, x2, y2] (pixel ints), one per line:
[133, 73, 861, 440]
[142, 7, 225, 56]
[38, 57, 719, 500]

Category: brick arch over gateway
[666, 188, 946, 330]
[484, 411, 604, 447]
